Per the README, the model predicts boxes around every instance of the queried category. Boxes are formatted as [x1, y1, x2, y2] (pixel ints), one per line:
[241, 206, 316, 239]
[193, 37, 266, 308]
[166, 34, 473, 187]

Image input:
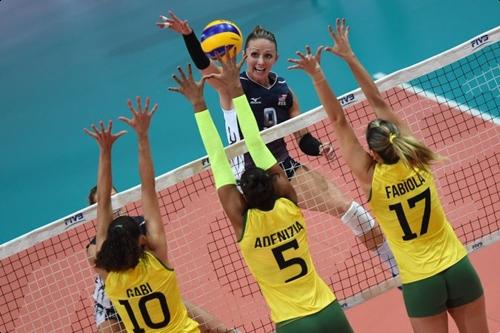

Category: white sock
[340, 201, 376, 236]
[341, 202, 400, 276]
[376, 240, 399, 276]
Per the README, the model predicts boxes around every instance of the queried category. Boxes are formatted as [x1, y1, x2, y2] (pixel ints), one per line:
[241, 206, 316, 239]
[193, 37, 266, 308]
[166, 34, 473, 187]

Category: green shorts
[276, 300, 353, 333]
[402, 256, 483, 317]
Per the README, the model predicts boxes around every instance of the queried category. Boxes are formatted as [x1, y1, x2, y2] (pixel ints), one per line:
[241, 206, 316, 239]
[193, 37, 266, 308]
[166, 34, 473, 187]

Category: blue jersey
[238, 72, 294, 169]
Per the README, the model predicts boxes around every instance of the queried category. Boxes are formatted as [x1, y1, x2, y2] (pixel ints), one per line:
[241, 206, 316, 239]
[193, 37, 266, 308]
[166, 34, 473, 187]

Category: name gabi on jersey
[254, 221, 304, 248]
[126, 282, 153, 298]
[385, 173, 426, 199]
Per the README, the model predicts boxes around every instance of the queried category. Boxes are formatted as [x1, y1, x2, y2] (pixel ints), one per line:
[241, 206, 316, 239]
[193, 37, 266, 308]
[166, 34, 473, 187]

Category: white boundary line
[1, 27, 499, 259]
[462, 64, 500, 98]
[374, 72, 500, 125]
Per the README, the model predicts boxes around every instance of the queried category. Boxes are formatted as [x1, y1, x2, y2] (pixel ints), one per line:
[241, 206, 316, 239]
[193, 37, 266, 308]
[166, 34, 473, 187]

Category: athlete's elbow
[329, 113, 347, 127]
[369, 94, 389, 110]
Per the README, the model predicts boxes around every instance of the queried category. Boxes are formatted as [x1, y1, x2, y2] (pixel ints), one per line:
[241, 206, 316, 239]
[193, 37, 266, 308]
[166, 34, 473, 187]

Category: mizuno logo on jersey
[250, 97, 262, 104]
[278, 94, 288, 106]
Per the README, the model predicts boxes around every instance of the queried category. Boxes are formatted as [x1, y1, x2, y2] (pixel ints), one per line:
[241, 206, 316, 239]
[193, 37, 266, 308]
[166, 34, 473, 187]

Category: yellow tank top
[239, 197, 335, 323]
[105, 251, 200, 333]
[369, 160, 467, 284]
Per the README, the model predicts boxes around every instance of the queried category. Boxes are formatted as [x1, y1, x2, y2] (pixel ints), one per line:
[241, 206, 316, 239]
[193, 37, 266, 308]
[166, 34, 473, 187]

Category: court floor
[347, 242, 500, 332]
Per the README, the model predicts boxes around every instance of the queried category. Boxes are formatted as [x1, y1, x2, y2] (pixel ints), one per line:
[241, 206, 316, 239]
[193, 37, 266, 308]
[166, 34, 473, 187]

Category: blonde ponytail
[366, 119, 441, 171]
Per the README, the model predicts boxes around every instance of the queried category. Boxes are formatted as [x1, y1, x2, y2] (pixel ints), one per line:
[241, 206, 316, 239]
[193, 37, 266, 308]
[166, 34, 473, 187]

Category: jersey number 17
[389, 188, 431, 241]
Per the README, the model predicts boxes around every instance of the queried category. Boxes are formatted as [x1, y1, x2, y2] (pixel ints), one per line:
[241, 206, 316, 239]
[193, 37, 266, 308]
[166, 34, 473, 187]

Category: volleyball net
[1, 27, 499, 333]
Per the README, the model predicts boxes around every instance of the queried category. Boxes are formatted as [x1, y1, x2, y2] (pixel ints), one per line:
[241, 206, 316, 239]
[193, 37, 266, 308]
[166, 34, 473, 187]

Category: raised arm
[288, 90, 336, 160]
[208, 50, 297, 203]
[169, 64, 246, 239]
[84, 122, 126, 255]
[118, 98, 168, 263]
[325, 19, 411, 136]
[288, 45, 375, 193]
[157, 10, 233, 110]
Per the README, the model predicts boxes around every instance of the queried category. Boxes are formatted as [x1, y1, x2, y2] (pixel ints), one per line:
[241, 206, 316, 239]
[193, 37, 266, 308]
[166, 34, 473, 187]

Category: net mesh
[0, 29, 499, 333]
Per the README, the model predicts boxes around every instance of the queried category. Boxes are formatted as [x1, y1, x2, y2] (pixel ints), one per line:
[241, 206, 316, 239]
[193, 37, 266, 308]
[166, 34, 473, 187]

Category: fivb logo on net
[470, 34, 489, 49]
[64, 212, 86, 229]
[339, 93, 356, 107]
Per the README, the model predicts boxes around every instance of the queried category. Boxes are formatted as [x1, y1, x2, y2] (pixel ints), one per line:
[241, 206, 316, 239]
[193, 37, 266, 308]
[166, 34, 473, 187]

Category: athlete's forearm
[138, 135, 155, 191]
[182, 31, 211, 70]
[344, 55, 389, 114]
[96, 149, 113, 250]
[97, 150, 112, 207]
[138, 134, 161, 221]
[310, 70, 346, 125]
[195, 110, 236, 189]
[232, 94, 277, 170]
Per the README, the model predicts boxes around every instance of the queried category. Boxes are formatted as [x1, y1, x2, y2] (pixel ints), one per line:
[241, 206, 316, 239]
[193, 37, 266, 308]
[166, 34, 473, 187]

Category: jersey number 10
[119, 292, 170, 333]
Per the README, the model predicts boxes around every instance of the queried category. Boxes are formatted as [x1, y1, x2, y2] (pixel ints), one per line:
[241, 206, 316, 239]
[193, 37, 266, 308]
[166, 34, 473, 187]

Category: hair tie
[389, 133, 397, 144]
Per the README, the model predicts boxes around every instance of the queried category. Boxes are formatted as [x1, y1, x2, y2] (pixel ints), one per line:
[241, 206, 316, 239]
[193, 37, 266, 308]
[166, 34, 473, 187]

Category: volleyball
[200, 19, 243, 59]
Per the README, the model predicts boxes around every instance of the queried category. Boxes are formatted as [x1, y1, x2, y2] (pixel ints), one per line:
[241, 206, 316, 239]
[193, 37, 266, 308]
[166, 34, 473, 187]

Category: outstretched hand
[287, 45, 324, 76]
[84, 120, 126, 151]
[320, 142, 336, 161]
[156, 10, 192, 35]
[119, 96, 158, 137]
[203, 47, 246, 97]
[168, 64, 207, 111]
[325, 18, 354, 60]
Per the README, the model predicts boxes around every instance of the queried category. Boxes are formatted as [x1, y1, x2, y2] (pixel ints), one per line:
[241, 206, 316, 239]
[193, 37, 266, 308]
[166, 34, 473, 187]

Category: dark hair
[240, 168, 276, 211]
[88, 185, 118, 205]
[88, 186, 98, 205]
[244, 25, 277, 51]
[95, 216, 145, 272]
[366, 119, 441, 171]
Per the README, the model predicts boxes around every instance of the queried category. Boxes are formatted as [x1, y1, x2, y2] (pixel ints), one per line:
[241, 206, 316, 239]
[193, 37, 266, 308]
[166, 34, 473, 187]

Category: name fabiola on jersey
[254, 221, 304, 248]
[385, 173, 426, 199]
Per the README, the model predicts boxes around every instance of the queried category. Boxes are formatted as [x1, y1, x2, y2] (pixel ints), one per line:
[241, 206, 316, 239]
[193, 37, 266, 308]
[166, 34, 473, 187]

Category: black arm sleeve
[299, 133, 322, 156]
[182, 31, 210, 70]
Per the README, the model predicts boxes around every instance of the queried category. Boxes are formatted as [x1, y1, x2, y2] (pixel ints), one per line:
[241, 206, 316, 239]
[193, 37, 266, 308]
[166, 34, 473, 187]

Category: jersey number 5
[389, 188, 431, 241]
[272, 239, 308, 283]
[119, 292, 170, 333]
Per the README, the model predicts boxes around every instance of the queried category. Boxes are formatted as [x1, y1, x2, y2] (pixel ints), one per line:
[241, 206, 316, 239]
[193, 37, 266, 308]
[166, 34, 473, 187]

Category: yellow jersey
[369, 160, 467, 284]
[239, 197, 335, 323]
[105, 251, 200, 333]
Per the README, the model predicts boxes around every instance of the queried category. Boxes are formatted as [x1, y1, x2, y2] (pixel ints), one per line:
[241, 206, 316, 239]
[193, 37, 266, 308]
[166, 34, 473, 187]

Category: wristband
[299, 133, 322, 156]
